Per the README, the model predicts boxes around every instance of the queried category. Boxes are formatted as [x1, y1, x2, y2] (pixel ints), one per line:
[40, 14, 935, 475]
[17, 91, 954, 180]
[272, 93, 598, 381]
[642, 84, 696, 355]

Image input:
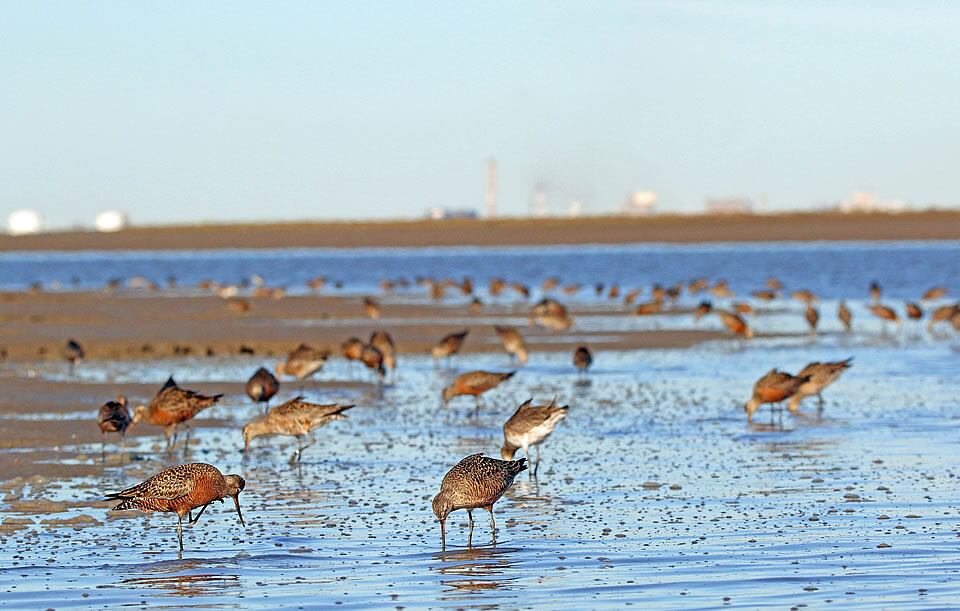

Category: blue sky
[2, 1, 958, 226]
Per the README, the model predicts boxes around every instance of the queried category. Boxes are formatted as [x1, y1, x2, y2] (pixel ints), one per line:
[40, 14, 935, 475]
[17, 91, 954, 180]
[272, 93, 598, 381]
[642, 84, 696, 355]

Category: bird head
[223, 474, 246, 527]
[241, 419, 267, 452]
[441, 386, 455, 406]
[744, 398, 760, 421]
[131, 404, 148, 424]
[432, 494, 451, 522]
[500, 443, 518, 460]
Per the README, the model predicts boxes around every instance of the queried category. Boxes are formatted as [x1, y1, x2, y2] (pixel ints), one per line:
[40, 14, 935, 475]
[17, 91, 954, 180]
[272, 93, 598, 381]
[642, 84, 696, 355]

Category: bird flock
[55, 272, 956, 552]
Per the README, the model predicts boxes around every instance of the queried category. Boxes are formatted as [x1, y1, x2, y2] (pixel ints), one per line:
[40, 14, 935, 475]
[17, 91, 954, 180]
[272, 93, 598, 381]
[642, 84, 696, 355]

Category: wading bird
[501, 398, 568, 476]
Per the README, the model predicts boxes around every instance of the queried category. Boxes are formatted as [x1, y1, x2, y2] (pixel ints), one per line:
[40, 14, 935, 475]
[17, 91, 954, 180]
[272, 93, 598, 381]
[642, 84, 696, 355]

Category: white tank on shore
[95, 210, 128, 232]
[7, 209, 43, 235]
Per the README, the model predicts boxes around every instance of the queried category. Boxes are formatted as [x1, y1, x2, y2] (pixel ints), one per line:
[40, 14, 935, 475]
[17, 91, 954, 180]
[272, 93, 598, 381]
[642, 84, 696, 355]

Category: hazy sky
[2, 1, 959, 226]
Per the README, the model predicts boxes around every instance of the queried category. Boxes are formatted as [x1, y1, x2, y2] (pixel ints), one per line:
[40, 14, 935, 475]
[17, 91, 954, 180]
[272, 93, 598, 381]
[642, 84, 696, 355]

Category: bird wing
[110, 463, 214, 500]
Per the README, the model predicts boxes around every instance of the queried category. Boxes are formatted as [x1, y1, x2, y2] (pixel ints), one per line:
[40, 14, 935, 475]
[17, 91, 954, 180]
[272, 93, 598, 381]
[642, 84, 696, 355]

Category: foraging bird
[792, 290, 817, 304]
[573, 345, 592, 374]
[766, 278, 784, 290]
[693, 300, 713, 322]
[432, 453, 527, 548]
[530, 298, 573, 330]
[623, 287, 643, 305]
[838, 301, 853, 333]
[921, 286, 947, 301]
[432, 330, 469, 363]
[442, 370, 515, 408]
[61, 339, 85, 373]
[242, 397, 353, 462]
[906, 302, 923, 321]
[468, 297, 484, 313]
[97, 395, 131, 452]
[804, 304, 820, 335]
[733, 302, 754, 315]
[275, 344, 330, 381]
[716, 309, 754, 338]
[341, 337, 365, 361]
[501, 398, 568, 476]
[752, 290, 778, 301]
[634, 301, 663, 316]
[369, 330, 397, 379]
[132, 377, 223, 449]
[744, 369, 810, 422]
[928, 303, 959, 331]
[360, 343, 386, 381]
[106, 463, 245, 552]
[245, 367, 279, 407]
[787, 358, 853, 414]
[869, 280, 882, 302]
[869, 304, 900, 332]
[362, 297, 381, 320]
[494, 325, 529, 365]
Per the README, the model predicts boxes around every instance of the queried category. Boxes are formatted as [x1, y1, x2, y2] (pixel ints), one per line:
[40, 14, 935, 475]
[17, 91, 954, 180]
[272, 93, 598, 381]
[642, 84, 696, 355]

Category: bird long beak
[233, 495, 245, 527]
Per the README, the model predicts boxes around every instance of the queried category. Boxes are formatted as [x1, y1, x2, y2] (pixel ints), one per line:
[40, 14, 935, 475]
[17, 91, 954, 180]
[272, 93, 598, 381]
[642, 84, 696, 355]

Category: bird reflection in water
[434, 544, 520, 598]
[121, 561, 240, 598]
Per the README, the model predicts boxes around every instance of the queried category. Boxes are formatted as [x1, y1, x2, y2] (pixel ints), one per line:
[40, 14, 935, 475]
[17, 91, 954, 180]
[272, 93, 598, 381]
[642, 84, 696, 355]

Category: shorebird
[752, 290, 778, 301]
[623, 287, 643, 305]
[501, 398, 568, 476]
[928, 303, 959, 331]
[787, 358, 852, 415]
[838, 301, 853, 333]
[276, 344, 330, 381]
[363, 297, 381, 320]
[442, 370, 515, 409]
[608, 285, 620, 300]
[693, 300, 713, 322]
[906, 302, 923, 321]
[306, 276, 326, 291]
[494, 325, 529, 365]
[573, 345, 592, 374]
[360, 343, 386, 381]
[225, 297, 251, 314]
[61, 338, 85, 373]
[651, 284, 666, 303]
[242, 397, 353, 462]
[869, 304, 900, 333]
[245, 367, 279, 407]
[432, 330, 469, 364]
[432, 453, 527, 548]
[711, 280, 734, 299]
[688, 278, 709, 294]
[132, 377, 223, 449]
[804, 304, 819, 335]
[634, 301, 663, 316]
[98, 395, 131, 454]
[744, 369, 810, 422]
[468, 297, 484, 313]
[766, 277, 784, 290]
[533, 311, 573, 330]
[106, 463, 245, 552]
[733, 302, 754, 315]
[792, 290, 817, 304]
[489, 278, 506, 297]
[511, 283, 530, 299]
[716, 309, 754, 338]
[542, 277, 560, 292]
[921, 286, 948, 301]
[561, 283, 581, 296]
[869, 280, 882, 302]
[369, 330, 397, 379]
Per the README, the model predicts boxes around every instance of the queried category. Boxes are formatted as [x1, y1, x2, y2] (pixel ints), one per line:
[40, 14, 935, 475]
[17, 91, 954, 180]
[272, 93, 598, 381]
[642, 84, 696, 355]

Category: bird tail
[503, 370, 517, 381]
[108, 498, 142, 511]
[510, 457, 528, 475]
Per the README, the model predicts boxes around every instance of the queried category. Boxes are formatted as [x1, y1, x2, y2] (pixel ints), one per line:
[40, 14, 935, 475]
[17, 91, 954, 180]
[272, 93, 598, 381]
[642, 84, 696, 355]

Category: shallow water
[2, 241, 960, 608]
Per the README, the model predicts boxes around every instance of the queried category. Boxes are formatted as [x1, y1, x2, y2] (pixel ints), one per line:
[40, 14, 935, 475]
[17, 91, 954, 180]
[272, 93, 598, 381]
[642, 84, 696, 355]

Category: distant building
[838, 192, 908, 213]
[426, 207, 478, 220]
[623, 191, 656, 215]
[95, 210, 128, 232]
[705, 198, 753, 215]
[7, 209, 43, 235]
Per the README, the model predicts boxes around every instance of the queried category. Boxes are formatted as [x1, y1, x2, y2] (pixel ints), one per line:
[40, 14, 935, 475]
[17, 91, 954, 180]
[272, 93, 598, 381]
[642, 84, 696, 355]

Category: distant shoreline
[2, 210, 960, 251]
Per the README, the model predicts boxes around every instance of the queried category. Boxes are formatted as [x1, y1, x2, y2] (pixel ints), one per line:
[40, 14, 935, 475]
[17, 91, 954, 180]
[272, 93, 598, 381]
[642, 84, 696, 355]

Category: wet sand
[2, 209, 960, 251]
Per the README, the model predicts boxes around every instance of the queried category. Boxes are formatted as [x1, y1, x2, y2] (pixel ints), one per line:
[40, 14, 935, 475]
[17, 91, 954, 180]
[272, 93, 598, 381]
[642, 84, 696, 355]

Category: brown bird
[693, 300, 713, 322]
[561, 283, 582, 296]
[242, 397, 353, 462]
[442, 370, 515, 408]
[245, 367, 279, 407]
[710, 280, 734, 299]
[511, 282, 530, 299]
[360, 343, 386, 381]
[362, 296, 381, 320]
[787, 358, 852, 414]
[61, 338, 85, 374]
[634, 301, 663, 316]
[869, 280, 882, 302]
[306, 276, 326, 291]
[341, 337, 365, 361]
[906, 302, 923, 321]
[369, 330, 397, 379]
[869, 304, 900, 332]
[501, 398, 568, 476]
[752, 290, 778, 301]
[225, 297, 251, 314]
[804, 304, 820, 335]
[489, 278, 507, 297]
[468, 296, 484, 313]
[494, 325, 529, 365]
[733, 302, 754, 315]
[132, 377, 223, 449]
[744, 369, 810, 422]
[106, 462, 245, 552]
[98, 395, 131, 453]
[766, 277, 784, 290]
[921, 286, 948, 301]
[607, 284, 620, 299]
[432, 330, 469, 364]
[716, 309, 754, 338]
[276, 344, 330, 381]
[573, 345, 592, 374]
[541, 277, 560, 292]
[928, 303, 959, 331]
[623, 287, 643, 305]
[838, 301, 853, 333]
[792, 290, 817, 304]
[688, 278, 709, 294]
[432, 453, 527, 548]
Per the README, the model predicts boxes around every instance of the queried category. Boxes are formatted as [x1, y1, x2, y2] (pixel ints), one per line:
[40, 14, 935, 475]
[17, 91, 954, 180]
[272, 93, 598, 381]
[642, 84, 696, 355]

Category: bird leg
[486, 506, 496, 544]
[817, 393, 825, 416]
[189, 503, 210, 525]
[177, 515, 184, 552]
[440, 518, 446, 550]
[467, 509, 474, 547]
[534, 445, 542, 477]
